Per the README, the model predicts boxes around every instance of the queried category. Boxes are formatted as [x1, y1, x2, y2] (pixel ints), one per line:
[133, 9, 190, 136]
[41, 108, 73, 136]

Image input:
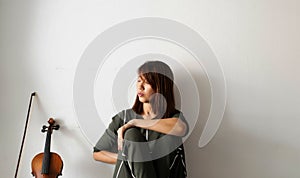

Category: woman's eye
[137, 77, 149, 84]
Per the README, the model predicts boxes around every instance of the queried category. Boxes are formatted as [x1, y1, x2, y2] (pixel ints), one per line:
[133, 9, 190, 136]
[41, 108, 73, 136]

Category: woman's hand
[117, 120, 136, 150]
[117, 126, 125, 151]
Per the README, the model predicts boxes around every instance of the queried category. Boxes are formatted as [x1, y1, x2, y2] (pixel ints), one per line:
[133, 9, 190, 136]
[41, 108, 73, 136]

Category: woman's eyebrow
[138, 75, 145, 80]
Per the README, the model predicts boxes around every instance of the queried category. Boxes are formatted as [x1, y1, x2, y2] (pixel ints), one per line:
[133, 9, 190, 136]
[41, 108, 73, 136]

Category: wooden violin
[31, 118, 63, 178]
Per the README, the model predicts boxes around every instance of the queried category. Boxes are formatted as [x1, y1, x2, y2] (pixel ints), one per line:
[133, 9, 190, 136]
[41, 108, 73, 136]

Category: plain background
[1, 0, 300, 177]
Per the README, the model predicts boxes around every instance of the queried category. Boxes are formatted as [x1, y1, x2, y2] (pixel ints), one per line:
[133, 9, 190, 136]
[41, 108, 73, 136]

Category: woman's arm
[129, 118, 187, 136]
[120, 117, 187, 137]
[93, 150, 117, 164]
[117, 117, 187, 150]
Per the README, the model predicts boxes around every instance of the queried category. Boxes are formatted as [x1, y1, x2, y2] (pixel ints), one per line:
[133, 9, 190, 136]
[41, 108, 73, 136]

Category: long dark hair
[132, 61, 176, 118]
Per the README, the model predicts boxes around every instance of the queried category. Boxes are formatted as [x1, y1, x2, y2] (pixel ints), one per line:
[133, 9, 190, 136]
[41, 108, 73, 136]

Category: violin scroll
[41, 118, 60, 133]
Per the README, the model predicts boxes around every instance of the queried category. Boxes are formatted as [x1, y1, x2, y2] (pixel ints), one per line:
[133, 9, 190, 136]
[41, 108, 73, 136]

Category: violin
[31, 118, 63, 178]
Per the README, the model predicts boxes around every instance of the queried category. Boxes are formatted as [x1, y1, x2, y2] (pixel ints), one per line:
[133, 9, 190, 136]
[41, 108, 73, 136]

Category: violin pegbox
[41, 118, 60, 133]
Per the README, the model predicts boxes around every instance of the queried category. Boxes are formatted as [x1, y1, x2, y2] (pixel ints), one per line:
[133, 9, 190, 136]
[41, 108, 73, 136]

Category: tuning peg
[53, 125, 60, 130]
[41, 125, 48, 132]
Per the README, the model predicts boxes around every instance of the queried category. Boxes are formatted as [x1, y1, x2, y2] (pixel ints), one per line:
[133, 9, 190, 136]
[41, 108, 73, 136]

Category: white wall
[1, 0, 300, 178]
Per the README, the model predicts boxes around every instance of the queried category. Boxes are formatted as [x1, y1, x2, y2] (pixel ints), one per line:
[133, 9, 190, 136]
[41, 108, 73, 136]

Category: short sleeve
[93, 111, 124, 153]
[172, 111, 189, 137]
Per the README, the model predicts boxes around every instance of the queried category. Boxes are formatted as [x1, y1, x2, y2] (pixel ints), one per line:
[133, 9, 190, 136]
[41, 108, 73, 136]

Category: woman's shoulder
[122, 108, 135, 116]
[116, 108, 140, 121]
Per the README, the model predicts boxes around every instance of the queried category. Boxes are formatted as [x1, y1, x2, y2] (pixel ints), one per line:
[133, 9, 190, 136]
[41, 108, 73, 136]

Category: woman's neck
[142, 103, 156, 119]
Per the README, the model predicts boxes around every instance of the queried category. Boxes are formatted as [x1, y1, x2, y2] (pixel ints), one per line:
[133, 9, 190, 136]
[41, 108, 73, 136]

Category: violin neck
[41, 130, 52, 174]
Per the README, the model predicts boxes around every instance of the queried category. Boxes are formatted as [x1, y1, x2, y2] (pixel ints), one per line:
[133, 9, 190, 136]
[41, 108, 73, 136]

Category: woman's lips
[138, 92, 144, 97]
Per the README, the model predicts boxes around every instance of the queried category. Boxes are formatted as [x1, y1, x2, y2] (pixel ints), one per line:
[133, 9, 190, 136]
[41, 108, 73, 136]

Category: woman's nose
[137, 82, 144, 90]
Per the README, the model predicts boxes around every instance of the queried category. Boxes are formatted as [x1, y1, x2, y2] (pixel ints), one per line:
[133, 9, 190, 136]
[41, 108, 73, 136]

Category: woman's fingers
[118, 136, 123, 150]
[117, 122, 135, 150]
[117, 127, 124, 150]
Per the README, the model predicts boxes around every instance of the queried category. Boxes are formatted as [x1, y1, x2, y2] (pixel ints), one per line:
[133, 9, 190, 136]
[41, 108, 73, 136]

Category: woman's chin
[138, 98, 149, 103]
[139, 98, 145, 103]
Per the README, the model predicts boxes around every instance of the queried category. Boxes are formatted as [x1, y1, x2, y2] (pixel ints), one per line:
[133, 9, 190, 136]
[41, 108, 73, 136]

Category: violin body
[31, 152, 63, 178]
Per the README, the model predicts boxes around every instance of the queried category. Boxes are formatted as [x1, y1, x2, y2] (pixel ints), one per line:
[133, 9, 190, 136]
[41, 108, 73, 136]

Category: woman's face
[136, 75, 155, 103]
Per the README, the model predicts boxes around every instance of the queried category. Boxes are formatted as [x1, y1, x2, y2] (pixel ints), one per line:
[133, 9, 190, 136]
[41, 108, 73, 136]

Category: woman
[93, 61, 188, 178]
